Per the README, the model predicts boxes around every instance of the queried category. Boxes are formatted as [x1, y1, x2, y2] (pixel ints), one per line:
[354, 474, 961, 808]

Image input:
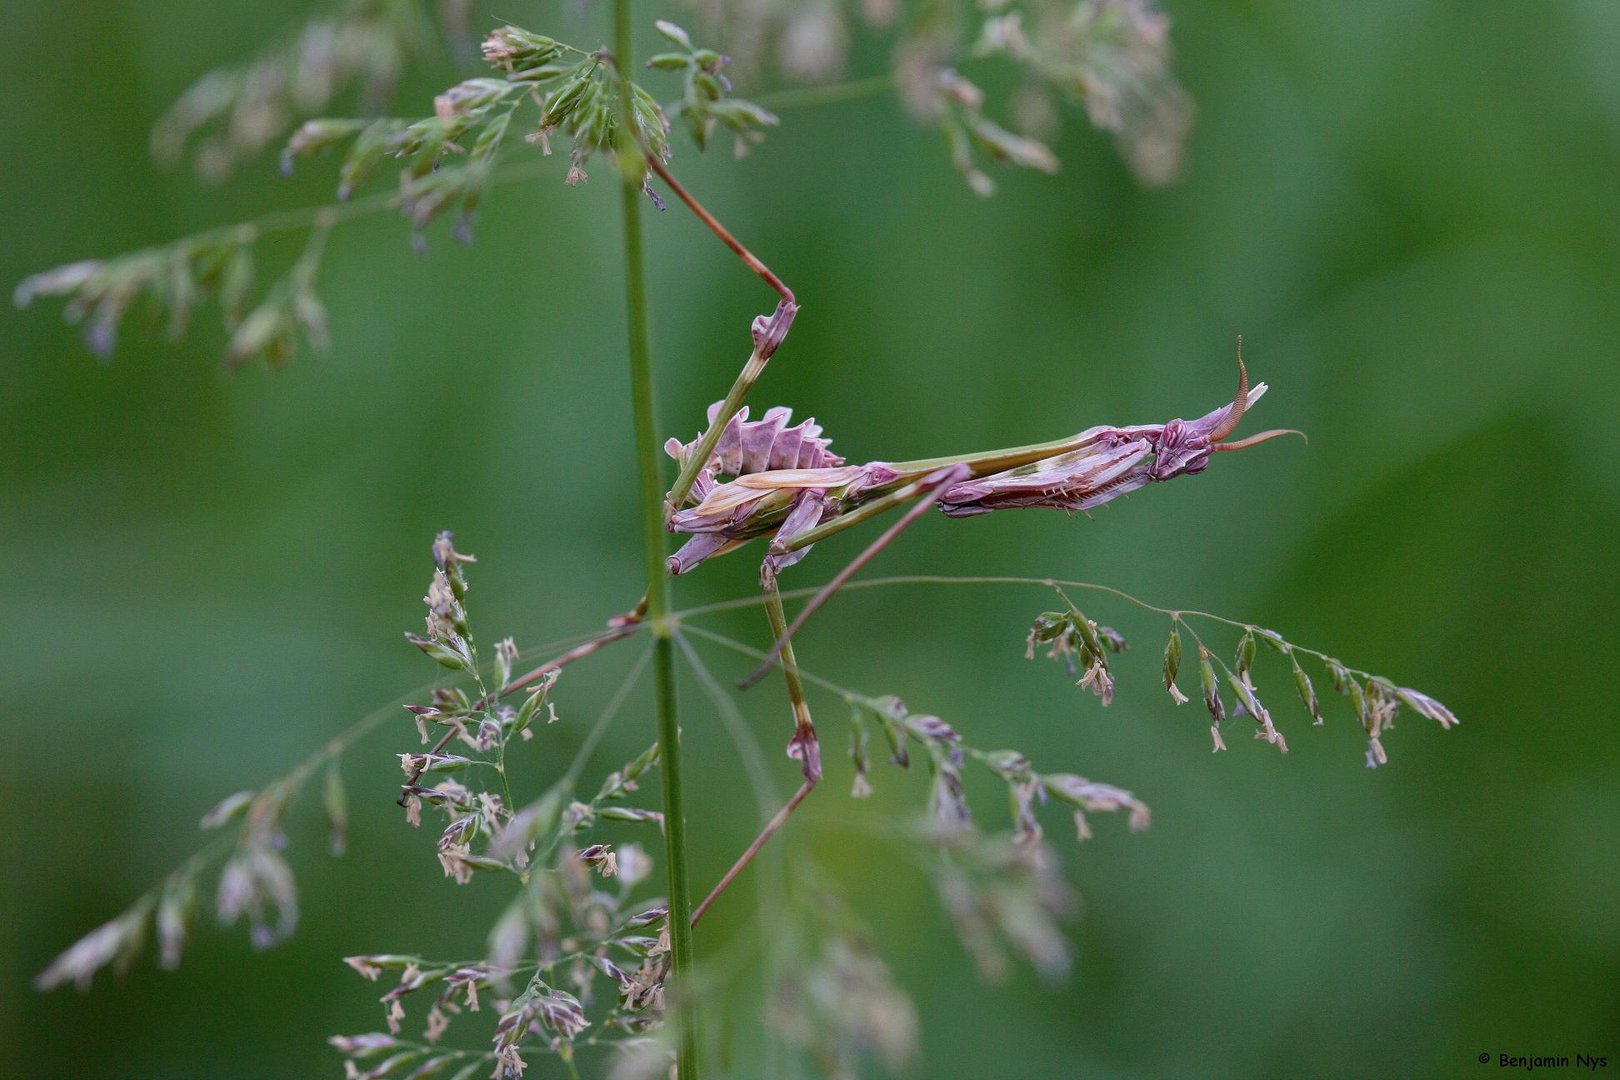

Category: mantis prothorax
[645, 157, 1301, 924]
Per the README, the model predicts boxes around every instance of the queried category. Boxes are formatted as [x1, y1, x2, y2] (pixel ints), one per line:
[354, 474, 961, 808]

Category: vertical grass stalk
[613, 2, 699, 1076]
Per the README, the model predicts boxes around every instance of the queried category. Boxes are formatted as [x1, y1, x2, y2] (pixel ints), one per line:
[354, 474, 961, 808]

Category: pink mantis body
[662, 346, 1298, 785]
[640, 156, 1298, 926]
[665, 354, 1288, 582]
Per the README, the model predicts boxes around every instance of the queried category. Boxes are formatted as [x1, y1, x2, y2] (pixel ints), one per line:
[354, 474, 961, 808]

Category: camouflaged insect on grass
[21, 8, 1464, 1077]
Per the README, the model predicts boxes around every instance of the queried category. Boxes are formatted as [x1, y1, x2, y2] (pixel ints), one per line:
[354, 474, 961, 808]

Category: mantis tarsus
[644, 154, 1299, 924]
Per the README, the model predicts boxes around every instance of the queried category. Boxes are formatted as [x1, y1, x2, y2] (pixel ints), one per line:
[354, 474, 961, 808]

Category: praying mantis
[641, 158, 1300, 924]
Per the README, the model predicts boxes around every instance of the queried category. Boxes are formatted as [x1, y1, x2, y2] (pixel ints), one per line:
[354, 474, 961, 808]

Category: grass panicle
[21, 5, 1461, 1078]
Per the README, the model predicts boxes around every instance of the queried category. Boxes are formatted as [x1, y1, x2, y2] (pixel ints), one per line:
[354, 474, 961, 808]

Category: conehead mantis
[642, 154, 1301, 923]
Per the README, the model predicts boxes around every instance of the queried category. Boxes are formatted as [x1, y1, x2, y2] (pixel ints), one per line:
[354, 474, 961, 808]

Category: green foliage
[151, 0, 440, 182]
[648, 20, 781, 155]
[12, 2, 1613, 1079]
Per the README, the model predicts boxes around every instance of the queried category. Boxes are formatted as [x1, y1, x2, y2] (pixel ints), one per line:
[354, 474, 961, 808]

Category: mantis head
[1149, 337, 1305, 481]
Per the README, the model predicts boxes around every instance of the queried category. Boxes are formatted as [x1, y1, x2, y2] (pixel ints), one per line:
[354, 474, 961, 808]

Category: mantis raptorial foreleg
[649, 163, 1299, 927]
[738, 463, 972, 689]
[690, 467, 970, 918]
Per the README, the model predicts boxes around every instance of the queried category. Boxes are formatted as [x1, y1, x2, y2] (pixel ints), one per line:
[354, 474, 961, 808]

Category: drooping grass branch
[32, 619, 631, 993]
[682, 573, 1458, 768]
[37, 537, 1458, 1078]
[12, 158, 555, 364]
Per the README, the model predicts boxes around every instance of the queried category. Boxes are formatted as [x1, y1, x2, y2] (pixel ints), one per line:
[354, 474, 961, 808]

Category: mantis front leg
[690, 466, 969, 921]
[739, 463, 973, 689]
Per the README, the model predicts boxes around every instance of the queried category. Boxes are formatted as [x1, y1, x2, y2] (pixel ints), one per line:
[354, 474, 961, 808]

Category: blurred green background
[4, 1, 1618, 1077]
